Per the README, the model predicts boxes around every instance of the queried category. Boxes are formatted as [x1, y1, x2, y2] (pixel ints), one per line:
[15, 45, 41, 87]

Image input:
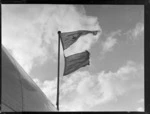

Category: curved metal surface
[2, 45, 57, 112]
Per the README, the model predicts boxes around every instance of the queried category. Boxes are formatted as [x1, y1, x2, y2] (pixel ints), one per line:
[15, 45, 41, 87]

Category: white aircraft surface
[1, 45, 57, 112]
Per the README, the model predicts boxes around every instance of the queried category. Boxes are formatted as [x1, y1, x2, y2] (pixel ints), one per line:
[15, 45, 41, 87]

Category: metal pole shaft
[56, 31, 61, 111]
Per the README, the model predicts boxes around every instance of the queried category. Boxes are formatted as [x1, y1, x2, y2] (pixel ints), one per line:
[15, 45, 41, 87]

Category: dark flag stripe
[60, 30, 99, 50]
[63, 50, 90, 76]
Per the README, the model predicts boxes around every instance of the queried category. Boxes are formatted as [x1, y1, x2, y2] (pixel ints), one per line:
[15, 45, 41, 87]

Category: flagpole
[56, 31, 61, 111]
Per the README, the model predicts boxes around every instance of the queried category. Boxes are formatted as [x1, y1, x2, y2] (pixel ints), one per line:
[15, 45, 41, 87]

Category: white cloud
[33, 61, 144, 111]
[137, 107, 144, 112]
[2, 5, 101, 73]
[101, 30, 121, 55]
[132, 23, 144, 38]
[137, 98, 144, 103]
[116, 61, 138, 80]
[102, 37, 117, 53]
[125, 22, 144, 40]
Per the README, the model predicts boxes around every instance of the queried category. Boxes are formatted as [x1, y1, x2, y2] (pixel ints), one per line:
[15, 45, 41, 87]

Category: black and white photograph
[2, 4, 144, 112]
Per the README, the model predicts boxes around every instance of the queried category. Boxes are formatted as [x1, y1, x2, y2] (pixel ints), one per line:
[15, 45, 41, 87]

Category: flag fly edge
[63, 50, 90, 76]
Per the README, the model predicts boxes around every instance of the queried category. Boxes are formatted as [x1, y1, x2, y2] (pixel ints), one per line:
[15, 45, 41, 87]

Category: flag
[60, 30, 99, 50]
[63, 50, 90, 76]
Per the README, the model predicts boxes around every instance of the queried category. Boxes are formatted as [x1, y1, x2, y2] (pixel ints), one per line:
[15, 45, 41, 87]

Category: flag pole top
[58, 31, 61, 34]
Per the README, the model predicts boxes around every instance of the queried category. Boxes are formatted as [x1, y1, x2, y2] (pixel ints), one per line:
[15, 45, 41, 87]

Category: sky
[2, 5, 144, 111]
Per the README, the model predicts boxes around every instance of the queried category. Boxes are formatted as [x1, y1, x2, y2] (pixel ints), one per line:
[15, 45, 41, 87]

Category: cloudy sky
[2, 5, 144, 111]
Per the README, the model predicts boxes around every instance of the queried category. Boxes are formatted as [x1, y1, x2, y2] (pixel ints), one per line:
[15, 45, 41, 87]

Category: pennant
[63, 50, 90, 76]
[60, 30, 99, 50]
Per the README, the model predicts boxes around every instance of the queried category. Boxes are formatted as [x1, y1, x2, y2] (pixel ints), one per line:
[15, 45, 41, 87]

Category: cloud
[34, 61, 144, 111]
[2, 5, 101, 73]
[132, 23, 144, 38]
[136, 99, 144, 112]
[137, 98, 144, 103]
[102, 37, 117, 53]
[101, 30, 121, 55]
[137, 107, 144, 112]
[125, 22, 144, 40]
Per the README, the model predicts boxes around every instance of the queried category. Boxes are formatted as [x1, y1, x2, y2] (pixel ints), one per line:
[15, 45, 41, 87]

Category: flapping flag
[63, 50, 90, 76]
[59, 30, 99, 76]
[60, 30, 99, 50]
[56, 30, 99, 109]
